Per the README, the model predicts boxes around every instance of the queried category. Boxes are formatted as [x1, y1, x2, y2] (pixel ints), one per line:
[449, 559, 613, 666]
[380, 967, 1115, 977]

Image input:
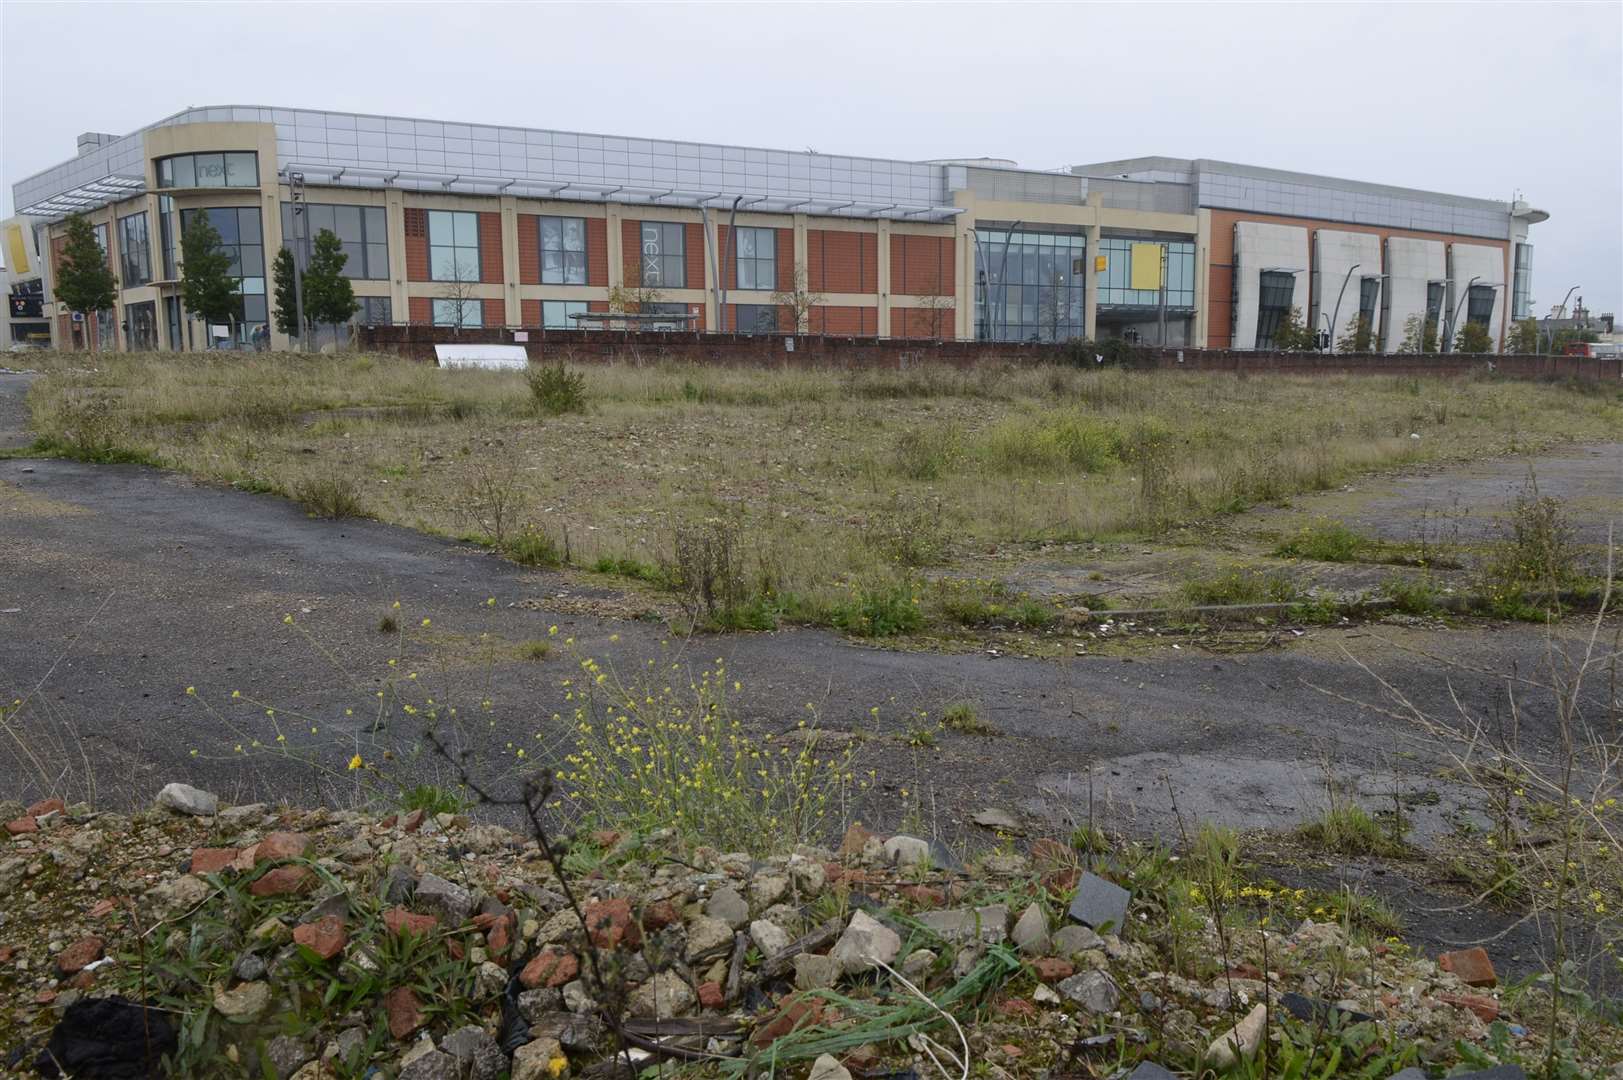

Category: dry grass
[21, 350, 1623, 632]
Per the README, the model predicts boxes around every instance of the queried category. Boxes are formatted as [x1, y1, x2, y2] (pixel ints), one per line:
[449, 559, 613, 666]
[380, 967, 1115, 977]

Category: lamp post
[1539, 284, 1581, 353]
[1445, 277, 1502, 353]
[1327, 263, 1359, 353]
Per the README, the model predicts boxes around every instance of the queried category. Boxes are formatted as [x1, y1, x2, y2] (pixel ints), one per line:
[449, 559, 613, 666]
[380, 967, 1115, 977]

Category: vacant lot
[20, 351, 1623, 633]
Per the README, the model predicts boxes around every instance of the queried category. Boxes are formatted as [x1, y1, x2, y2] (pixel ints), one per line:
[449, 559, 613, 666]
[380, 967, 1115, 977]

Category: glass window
[735, 227, 775, 291]
[542, 300, 588, 328]
[159, 196, 177, 279]
[1357, 277, 1380, 328]
[1095, 237, 1195, 309]
[1466, 284, 1496, 327]
[429, 210, 480, 282]
[165, 295, 183, 350]
[358, 297, 392, 324]
[126, 301, 157, 351]
[92, 223, 109, 255]
[155, 152, 258, 189]
[1425, 281, 1445, 327]
[540, 216, 587, 285]
[1255, 270, 1296, 349]
[179, 206, 266, 345]
[432, 297, 482, 327]
[735, 303, 782, 334]
[118, 212, 151, 287]
[1511, 243, 1533, 320]
[974, 228, 1084, 341]
[279, 202, 389, 279]
[638, 221, 685, 289]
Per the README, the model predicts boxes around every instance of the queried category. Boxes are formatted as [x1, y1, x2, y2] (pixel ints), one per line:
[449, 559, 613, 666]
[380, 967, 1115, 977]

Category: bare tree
[437, 256, 481, 331]
[915, 291, 956, 339]
[608, 257, 665, 329]
[769, 266, 826, 334]
[1036, 271, 1078, 342]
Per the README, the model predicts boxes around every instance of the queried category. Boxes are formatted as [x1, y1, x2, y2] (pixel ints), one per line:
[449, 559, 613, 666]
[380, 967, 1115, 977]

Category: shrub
[295, 474, 364, 518]
[592, 555, 664, 583]
[399, 783, 469, 816]
[1297, 804, 1404, 856]
[555, 651, 859, 851]
[863, 494, 947, 568]
[666, 519, 750, 624]
[1479, 475, 1584, 615]
[504, 526, 565, 567]
[1275, 518, 1370, 562]
[1385, 574, 1442, 615]
[525, 361, 587, 415]
[891, 425, 959, 480]
[976, 412, 1122, 475]
[941, 701, 997, 736]
[831, 582, 924, 637]
[1178, 568, 1299, 606]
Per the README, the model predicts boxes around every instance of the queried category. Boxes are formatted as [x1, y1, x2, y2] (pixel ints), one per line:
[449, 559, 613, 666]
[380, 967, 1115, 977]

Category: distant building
[11, 105, 1546, 352]
[3, 215, 53, 348]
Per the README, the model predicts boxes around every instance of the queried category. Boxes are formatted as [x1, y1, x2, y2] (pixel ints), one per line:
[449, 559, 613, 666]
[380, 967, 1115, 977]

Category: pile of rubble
[0, 784, 1608, 1079]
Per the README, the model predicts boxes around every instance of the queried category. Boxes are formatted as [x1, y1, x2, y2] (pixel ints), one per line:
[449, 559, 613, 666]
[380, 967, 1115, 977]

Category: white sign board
[434, 344, 529, 371]
[513, 331, 529, 342]
[210, 324, 231, 339]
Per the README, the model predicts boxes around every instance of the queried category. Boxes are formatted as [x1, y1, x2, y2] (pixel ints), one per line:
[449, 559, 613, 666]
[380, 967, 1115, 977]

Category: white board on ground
[435, 344, 529, 370]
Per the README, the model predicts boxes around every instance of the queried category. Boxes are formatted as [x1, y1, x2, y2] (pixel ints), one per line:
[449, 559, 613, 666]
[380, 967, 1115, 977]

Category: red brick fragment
[521, 946, 579, 989]
[1439, 947, 1496, 988]
[56, 936, 104, 975]
[26, 798, 65, 818]
[1031, 957, 1074, 982]
[385, 986, 424, 1039]
[697, 981, 725, 1010]
[383, 907, 439, 937]
[1439, 992, 1500, 1022]
[249, 866, 315, 897]
[584, 898, 641, 950]
[190, 847, 239, 875]
[6, 817, 38, 835]
[293, 915, 347, 960]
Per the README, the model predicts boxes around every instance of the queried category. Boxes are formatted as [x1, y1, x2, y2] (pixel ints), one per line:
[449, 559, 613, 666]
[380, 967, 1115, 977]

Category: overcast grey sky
[3, 1, 1619, 314]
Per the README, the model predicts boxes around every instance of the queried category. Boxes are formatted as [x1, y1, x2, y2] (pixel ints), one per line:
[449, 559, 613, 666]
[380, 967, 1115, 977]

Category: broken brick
[253, 832, 310, 864]
[56, 936, 105, 975]
[190, 847, 240, 875]
[584, 897, 641, 950]
[1438, 947, 1496, 988]
[293, 915, 347, 960]
[6, 817, 38, 835]
[383, 907, 439, 937]
[751, 995, 824, 1048]
[1439, 992, 1500, 1023]
[26, 797, 65, 818]
[384, 986, 424, 1039]
[697, 981, 725, 1010]
[520, 946, 579, 990]
[249, 866, 316, 898]
[1031, 957, 1075, 982]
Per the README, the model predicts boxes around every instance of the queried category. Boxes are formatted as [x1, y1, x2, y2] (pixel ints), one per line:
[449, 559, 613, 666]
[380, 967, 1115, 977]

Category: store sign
[641, 224, 662, 286]
[8, 294, 42, 319]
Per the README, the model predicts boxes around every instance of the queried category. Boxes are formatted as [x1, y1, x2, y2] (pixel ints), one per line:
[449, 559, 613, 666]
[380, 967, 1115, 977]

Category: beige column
[792, 212, 809, 332]
[876, 217, 892, 337]
[957, 223, 975, 340]
[500, 194, 519, 327]
[606, 204, 625, 290]
[702, 213, 720, 331]
[385, 187, 408, 320]
[263, 181, 291, 349]
[1193, 207, 1212, 348]
[1084, 193, 1102, 341]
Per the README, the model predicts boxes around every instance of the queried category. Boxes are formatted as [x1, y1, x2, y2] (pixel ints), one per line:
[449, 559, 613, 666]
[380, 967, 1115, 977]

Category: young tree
[302, 229, 359, 343]
[1270, 307, 1315, 351]
[271, 247, 301, 338]
[1398, 313, 1440, 354]
[1336, 314, 1375, 353]
[609, 257, 665, 322]
[1506, 317, 1539, 354]
[1454, 321, 1492, 354]
[180, 213, 241, 344]
[769, 266, 826, 334]
[54, 214, 118, 346]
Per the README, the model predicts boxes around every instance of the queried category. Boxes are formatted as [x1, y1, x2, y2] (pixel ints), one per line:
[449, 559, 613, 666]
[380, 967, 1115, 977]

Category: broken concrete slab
[1067, 871, 1130, 932]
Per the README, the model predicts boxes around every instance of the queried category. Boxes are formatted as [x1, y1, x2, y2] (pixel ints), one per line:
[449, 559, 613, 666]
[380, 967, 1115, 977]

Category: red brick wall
[807, 230, 878, 293]
[620, 220, 640, 283]
[890, 305, 955, 339]
[478, 213, 503, 284]
[517, 214, 540, 285]
[404, 209, 429, 282]
[890, 235, 954, 296]
[521, 299, 542, 326]
[684, 223, 704, 292]
[586, 219, 608, 287]
[776, 228, 794, 291]
[483, 297, 505, 326]
[409, 296, 431, 324]
[810, 305, 878, 335]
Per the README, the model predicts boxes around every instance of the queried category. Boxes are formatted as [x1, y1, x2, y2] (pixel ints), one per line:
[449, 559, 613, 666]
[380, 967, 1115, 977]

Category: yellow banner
[1130, 242, 1162, 291]
[4, 225, 30, 275]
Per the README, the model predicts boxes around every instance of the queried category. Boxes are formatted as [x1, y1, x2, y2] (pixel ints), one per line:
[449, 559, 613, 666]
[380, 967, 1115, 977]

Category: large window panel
[179, 206, 266, 345]
[542, 300, 588, 328]
[1255, 270, 1296, 349]
[1465, 284, 1496, 327]
[974, 228, 1084, 341]
[540, 216, 587, 285]
[735, 226, 775, 291]
[432, 298, 482, 327]
[430, 210, 480, 282]
[157, 151, 258, 189]
[280, 202, 389, 279]
[638, 222, 685, 289]
[118, 212, 151, 287]
[1097, 237, 1195, 308]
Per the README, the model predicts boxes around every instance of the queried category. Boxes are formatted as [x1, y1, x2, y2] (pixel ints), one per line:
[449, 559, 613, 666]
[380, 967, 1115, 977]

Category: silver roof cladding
[1073, 156, 1519, 239]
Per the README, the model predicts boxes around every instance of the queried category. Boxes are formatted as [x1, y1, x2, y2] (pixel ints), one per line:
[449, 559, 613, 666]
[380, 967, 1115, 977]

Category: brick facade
[889, 234, 953, 296]
[810, 305, 878, 336]
[808, 230, 877, 293]
[517, 214, 541, 285]
[404, 208, 429, 282]
[586, 218, 608, 288]
[521, 298, 542, 326]
[408, 296, 431, 324]
[478, 212, 503, 284]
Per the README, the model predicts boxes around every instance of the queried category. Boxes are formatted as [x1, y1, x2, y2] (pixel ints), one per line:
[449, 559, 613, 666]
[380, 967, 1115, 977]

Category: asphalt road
[0, 366, 1599, 844]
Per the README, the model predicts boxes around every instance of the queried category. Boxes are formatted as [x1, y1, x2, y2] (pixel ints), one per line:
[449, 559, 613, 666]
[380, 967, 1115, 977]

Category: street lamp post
[1328, 263, 1360, 353]
[1539, 284, 1581, 353]
[1442, 275, 1480, 353]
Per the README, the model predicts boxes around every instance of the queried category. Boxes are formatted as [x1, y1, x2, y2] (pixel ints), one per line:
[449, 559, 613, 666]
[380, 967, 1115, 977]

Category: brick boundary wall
[355, 325, 1623, 382]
